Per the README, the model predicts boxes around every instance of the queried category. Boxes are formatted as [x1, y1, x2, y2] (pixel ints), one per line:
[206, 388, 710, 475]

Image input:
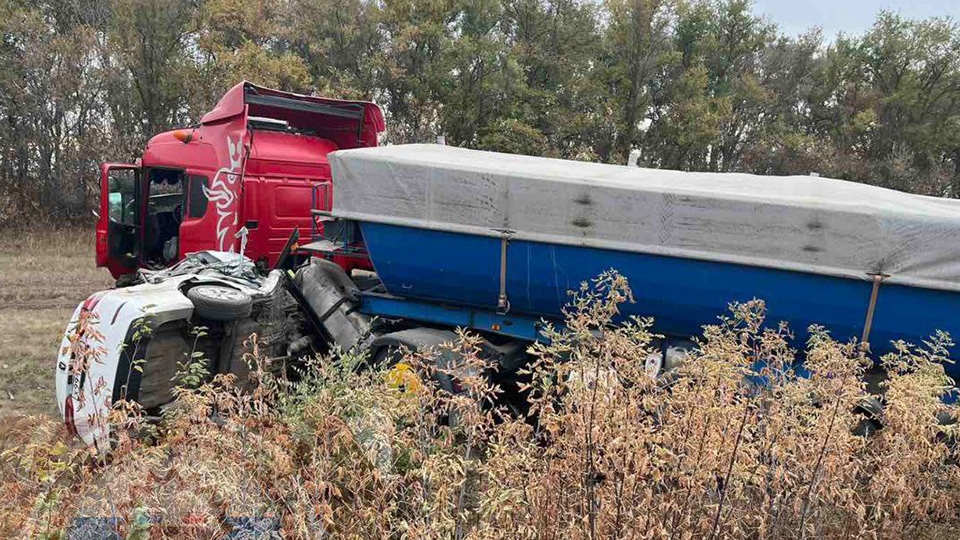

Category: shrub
[2, 272, 959, 538]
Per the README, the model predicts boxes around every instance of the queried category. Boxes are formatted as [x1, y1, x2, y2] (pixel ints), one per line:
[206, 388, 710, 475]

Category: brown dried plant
[2, 272, 959, 539]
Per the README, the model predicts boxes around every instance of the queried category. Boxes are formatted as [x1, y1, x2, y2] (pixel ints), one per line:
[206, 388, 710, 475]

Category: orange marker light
[172, 130, 193, 143]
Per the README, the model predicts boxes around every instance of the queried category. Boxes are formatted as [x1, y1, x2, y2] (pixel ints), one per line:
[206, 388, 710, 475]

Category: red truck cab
[96, 81, 385, 278]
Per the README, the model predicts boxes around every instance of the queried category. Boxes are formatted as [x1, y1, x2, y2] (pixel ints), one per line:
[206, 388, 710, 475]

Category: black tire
[186, 284, 253, 321]
[852, 396, 885, 437]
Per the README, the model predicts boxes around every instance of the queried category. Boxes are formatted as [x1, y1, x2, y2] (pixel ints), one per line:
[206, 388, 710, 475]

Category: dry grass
[0, 227, 113, 416]
[2, 272, 959, 538]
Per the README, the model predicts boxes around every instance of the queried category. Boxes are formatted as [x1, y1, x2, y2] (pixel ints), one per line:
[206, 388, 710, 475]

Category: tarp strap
[495, 229, 514, 314]
[861, 273, 885, 347]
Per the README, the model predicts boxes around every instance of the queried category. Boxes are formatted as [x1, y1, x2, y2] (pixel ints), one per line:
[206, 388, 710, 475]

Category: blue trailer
[298, 144, 960, 387]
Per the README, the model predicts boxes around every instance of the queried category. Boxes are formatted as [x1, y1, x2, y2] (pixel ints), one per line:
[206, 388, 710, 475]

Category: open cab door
[97, 163, 142, 278]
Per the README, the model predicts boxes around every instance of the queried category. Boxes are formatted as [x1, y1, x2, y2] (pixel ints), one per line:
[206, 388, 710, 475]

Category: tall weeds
[2, 272, 959, 538]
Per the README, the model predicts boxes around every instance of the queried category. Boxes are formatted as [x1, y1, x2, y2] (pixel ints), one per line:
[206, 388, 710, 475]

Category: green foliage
[127, 506, 152, 540]
[174, 325, 211, 390]
[3, 0, 960, 223]
[477, 118, 547, 155]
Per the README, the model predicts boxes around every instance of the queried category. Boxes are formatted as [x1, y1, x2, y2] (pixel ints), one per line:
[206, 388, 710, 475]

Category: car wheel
[186, 284, 253, 321]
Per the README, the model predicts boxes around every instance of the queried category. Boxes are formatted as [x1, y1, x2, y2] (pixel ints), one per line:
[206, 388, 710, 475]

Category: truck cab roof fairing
[200, 82, 385, 149]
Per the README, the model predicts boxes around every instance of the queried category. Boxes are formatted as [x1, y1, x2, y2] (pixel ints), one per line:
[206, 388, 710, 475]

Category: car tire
[186, 284, 253, 321]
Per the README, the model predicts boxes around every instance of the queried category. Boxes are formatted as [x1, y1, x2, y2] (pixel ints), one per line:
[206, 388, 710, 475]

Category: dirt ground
[0, 227, 113, 417]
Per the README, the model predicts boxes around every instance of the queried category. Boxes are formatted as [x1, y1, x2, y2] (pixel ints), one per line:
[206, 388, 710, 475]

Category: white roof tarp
[329, 144, 960, 292]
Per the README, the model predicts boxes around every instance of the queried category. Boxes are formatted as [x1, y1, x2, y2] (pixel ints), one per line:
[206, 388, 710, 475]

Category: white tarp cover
[330, 144, 960, 292]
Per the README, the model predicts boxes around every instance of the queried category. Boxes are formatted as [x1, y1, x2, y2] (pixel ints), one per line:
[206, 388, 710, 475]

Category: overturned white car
[55, 252, 305, 449]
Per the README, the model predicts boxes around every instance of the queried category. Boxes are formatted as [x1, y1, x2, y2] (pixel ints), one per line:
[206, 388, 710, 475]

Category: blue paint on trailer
[359, 293, 548, 342]
[358, 221, 960, 382]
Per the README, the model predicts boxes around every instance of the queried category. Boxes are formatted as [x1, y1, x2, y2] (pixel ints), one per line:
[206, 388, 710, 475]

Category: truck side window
[188, 175, 209, 219]
[108, 169, 137, 225]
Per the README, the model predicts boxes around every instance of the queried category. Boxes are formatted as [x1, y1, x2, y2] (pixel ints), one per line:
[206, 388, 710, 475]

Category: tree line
[2, 0, 960, 222]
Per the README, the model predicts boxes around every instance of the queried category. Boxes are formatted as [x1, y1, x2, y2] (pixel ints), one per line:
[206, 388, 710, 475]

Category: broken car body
[56, 252, 293, 449]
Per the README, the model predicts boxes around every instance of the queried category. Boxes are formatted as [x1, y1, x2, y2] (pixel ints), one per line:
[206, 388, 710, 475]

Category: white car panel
[55, 252, 284, 451]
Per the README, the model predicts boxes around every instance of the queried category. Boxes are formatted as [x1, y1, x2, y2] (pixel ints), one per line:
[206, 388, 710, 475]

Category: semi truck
[59, 142, 960, 449]
[96, 81, 385, 279]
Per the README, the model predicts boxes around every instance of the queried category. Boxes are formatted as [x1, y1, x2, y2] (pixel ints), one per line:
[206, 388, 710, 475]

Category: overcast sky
[751, 0, 959, 39]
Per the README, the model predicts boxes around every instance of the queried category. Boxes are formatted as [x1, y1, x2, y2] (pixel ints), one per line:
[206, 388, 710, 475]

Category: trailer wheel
[368, 329, 468, 395]
[186, 285, 253, 321]
[368, 329, 477, 427]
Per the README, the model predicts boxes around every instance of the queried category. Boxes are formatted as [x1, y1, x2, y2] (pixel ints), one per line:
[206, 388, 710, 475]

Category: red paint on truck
[97, 81, 384, 278]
